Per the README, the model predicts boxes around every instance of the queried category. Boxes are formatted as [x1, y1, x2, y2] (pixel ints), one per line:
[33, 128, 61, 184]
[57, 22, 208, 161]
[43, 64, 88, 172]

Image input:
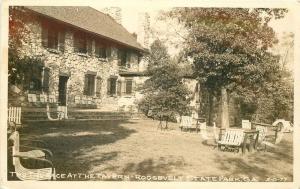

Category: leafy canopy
[139, 40, 191, 122]
[166, 8, 287, 95]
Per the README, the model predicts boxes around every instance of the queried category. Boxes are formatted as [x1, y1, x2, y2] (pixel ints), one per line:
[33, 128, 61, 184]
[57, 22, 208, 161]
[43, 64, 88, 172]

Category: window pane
[75, 33, 87, 53]
[95, 42, 107, 58]
[48, 29, 58, 49]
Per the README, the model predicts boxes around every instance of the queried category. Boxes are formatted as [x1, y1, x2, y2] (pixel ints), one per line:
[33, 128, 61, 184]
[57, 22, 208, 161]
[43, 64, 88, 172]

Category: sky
[94, 6, 295, 56]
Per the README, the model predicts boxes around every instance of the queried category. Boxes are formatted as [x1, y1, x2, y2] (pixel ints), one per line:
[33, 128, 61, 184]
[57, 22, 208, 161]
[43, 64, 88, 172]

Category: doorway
[58, 76, 69, 106]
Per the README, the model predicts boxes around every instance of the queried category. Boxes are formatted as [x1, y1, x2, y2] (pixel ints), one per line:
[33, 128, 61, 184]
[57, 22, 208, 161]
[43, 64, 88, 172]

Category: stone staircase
[68, 109, 134, 120]
[96, 96, 119, 111]
[21, 107, 144, 123]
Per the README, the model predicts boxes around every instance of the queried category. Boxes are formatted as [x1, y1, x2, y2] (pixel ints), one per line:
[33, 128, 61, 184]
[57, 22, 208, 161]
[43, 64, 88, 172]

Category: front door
[58, 76, 69, 106]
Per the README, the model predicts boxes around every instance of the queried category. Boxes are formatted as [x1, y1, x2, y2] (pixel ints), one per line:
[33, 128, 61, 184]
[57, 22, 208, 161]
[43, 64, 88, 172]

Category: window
[118, 50, 127, 66]
[47, 29, 59, 49]
[41, 22, 65, 51]
[84, 74, 96, 96]
[107, 77, 117, 96]
[74, 32, 92, 54]
[24, 65, 50, 93]
[125, 79, 133, 95]
[95, 41, 109, 59]
[74, 33, 87, 54]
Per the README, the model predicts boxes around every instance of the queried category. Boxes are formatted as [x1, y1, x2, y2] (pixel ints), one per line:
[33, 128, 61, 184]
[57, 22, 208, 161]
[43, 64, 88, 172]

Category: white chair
[28, 94, 37, 103]
[74, 96, 81, 104]
[217, 129, 245, 153]
[48, 94, 56, 103]
[242, 120, 252, 129]
[39, 94, 48, 103]
[8, 107, 22, 126]
[272, 119, 293, 133]
[180, 116, 194, 131]
[8, 131, 55, 181]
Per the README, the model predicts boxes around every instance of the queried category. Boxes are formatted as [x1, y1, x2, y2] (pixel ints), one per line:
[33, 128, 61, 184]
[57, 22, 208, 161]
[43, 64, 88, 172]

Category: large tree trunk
[221, 87, 229, 128]
[208, 92, 214, 126]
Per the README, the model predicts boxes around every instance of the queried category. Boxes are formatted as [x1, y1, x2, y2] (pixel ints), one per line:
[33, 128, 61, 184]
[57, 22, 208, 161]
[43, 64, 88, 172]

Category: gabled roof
[25, 6, 145, 52]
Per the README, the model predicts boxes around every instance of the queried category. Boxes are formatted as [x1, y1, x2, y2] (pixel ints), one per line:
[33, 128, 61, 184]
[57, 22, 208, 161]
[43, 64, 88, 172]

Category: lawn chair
[8, 107, 22, 128]
[87, 97, 93, 105]
[261, 127, 285, 151]
[28, 94, 38, 103]
[75, 96, 81, 104]
[217, 129, 245, 153]
[242, 120, 252, 129]
[8, 131, 55, 180]
[199, 122, 209, 140]
[180, 116, 194, 131]
[8, 131, 52, 159]
[48, 94, 56, 103]
[255, 125, 268, 151]
[39, 94, 48, 103]
[272, 119, 293, 133]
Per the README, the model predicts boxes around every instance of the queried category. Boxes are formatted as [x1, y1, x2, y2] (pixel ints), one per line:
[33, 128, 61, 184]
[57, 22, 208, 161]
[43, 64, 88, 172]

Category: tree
[8, 7, 45, 106]
[139, 40, 191, 129]
[165, 8, 288, 128]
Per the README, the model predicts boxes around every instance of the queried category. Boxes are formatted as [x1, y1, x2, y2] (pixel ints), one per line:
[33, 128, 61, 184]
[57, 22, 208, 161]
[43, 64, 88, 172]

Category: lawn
[13, 119, 293, 181]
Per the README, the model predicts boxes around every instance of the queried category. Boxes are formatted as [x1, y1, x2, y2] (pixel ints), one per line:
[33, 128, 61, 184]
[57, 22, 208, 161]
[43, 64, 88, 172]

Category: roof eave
[25, 7, 146, 53]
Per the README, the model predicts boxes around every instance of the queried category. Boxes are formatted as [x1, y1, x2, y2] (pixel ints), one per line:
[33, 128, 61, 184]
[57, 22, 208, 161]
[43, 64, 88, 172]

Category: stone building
[13, 6, 147, 114]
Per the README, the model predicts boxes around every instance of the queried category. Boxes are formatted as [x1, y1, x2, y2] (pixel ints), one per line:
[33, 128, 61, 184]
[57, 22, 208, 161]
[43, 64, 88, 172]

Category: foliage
[9, 6, 32, 53]
[139, 40, 191, 125]
[164, 8, 293, 123]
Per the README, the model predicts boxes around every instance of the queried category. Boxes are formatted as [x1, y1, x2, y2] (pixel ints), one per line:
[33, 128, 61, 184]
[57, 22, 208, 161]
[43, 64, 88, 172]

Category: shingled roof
[25, 6, 145, 52]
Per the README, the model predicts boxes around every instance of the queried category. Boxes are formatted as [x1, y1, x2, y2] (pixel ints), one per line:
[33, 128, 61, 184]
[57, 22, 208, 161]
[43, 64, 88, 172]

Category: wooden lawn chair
[180, 116, 193, 131]
[39, 94, 48, 103]
[242, 120, 252, 129]
[48, 94, 56, 103]
[8, 107, 22, 128]
[217, 129, 245, 153]
[74, 96, 81, 104]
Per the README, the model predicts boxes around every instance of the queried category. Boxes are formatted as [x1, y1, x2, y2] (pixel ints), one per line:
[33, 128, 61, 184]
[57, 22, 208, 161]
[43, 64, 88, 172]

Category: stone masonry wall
[18, 16, 140, 109]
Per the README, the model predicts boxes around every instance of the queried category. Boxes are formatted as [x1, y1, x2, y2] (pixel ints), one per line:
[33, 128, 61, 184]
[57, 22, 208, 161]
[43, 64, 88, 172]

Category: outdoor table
[242, 129, 259, 155]
[195, 117, 206, 133]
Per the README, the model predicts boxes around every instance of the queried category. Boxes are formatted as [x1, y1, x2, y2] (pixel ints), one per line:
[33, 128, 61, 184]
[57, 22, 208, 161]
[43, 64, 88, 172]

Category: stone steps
[21, 107, 143, 122]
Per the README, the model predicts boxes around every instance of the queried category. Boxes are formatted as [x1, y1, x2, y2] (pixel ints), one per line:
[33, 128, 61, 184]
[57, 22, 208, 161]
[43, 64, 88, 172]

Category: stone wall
[18, 15, 141, 110]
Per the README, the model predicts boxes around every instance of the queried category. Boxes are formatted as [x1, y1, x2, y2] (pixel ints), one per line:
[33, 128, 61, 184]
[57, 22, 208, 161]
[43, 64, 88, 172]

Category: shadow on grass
[213, 136, 293, 181]
[13, 120, 137, 177]
[122, 156, 186, 177]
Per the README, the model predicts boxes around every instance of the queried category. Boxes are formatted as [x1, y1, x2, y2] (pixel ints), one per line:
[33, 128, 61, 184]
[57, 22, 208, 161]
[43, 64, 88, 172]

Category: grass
[12, 119, 293, 181]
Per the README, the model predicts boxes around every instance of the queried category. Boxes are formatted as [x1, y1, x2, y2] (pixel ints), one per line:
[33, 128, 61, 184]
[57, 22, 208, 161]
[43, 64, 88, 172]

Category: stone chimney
[101, 7, 122, 24]
[137, 12, 150, 49]
[132, 32, 138, 40]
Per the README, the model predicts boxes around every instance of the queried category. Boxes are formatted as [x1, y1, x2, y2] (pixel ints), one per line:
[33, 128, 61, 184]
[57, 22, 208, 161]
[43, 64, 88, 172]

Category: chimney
[137, 12, 150, 49]
[132, 33, 137, 40]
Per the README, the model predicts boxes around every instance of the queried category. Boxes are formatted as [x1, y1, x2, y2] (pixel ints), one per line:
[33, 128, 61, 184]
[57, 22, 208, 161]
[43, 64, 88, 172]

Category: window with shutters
[84, 74, 96, 96]
[125, 79, 133, 95]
